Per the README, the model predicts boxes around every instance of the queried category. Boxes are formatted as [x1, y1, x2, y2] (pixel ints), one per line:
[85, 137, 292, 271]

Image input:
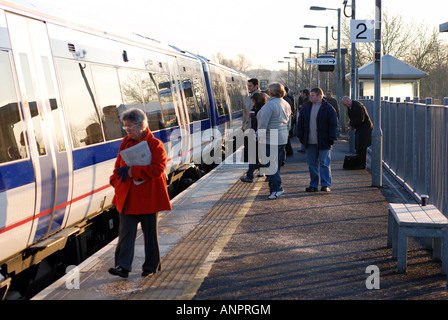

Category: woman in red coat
[108, 108, 172, 278]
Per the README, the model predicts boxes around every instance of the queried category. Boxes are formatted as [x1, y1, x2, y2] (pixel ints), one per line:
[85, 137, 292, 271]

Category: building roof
[440, 22, 448, 32]
[347, 54, 428, 80]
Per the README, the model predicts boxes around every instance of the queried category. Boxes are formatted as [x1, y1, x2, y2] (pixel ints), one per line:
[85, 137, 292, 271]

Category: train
[0, 1, 248, 299]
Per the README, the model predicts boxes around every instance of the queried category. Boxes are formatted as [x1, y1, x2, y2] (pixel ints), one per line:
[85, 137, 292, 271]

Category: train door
[6, 13, 72, 244]
[166, 55, 191, 165]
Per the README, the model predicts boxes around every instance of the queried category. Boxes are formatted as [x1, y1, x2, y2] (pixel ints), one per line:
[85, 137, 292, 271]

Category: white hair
[121, 108, 148, 129]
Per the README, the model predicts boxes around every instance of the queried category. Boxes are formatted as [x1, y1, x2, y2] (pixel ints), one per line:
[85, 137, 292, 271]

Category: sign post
[305, 58, 337, 65]
[371, 0, 383, 187]
[350, 20, 375, 43]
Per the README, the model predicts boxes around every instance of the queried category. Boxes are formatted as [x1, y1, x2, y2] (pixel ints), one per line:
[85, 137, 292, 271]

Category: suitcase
[343, 155, 361, 169]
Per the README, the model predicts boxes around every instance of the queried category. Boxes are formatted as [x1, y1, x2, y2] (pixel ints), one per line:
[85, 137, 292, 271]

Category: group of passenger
[240, 78, 372, 199]
[106, 78, 372, 280]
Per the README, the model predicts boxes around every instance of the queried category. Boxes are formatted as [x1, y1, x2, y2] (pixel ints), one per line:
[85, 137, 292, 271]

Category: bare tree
[211, 52, 252, 72]
[341, 10, 448, 101]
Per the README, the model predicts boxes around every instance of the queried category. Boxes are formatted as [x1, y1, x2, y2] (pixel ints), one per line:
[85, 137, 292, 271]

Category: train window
[90, 65, 125, 140]
[193, 78, 208, 120]
[56, 60, 104, 148]
[41, 56, 66, 152]
[212, 81, 229, 116]
[118, 69, 162, 132]
[227, 83, 244, 113]
[153, 74, 179, 128]
[142, 73, 164, 131]
[182, 77, 208, 122]
[19, 53, 46, 156]
[0, 51, 27, 164]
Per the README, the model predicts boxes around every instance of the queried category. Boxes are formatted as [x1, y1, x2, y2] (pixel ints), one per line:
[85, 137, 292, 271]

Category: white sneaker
[268, 190, 284, 200]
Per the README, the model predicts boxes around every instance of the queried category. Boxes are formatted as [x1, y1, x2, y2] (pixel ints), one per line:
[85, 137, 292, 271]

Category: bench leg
[425, 237, 434, 250]
[392, 221, 399, 259]
[433, 237, 442, 260]
[397, 228, 408, 273]
[387, 211, 394, 248]
[442, 235, 448, 275]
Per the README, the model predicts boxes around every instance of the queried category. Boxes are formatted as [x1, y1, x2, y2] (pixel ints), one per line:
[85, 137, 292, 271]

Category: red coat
[110, 129, 172, 214]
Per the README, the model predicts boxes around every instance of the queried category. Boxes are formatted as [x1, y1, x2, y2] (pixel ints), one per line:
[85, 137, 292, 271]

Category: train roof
[1, 0, 247, 78]
[0, 0, 183, 57]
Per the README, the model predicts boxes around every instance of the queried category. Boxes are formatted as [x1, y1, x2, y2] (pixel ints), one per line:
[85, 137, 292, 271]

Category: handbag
[343, 155, 361, 169]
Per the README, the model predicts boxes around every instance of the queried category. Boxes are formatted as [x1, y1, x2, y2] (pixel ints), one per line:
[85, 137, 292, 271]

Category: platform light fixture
[294, 45, 312, 88]
[300, 37, 320, 87]
[279, 59, 291, 88]
[304, 24, 329, 91]
[310, 5, 342, 126]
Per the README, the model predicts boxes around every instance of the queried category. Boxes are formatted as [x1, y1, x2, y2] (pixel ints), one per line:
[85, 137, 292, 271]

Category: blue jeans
[306, 144, 332, 188]
[261, 144, 286, 193]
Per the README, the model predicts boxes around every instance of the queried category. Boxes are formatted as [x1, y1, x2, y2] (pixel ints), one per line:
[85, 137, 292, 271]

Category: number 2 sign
[350, 20, 375, 43]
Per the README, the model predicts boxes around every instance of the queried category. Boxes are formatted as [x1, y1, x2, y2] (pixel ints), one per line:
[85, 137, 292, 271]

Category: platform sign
[305, 58, 337, 65]
[350, 20, 375, 43]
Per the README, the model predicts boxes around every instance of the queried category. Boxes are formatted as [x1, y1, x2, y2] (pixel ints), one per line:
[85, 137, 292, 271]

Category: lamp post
[371, 0, 383, 187]
[289, 52, 305, 91]
[288, 53, 299, 92]
[343, 0, 357, 99]
[284, 56, 295, 90]
[304, 25, 329, 91]
[299, 37, 320, 87]
[310, 5, 342, 127]
[294, 46, 312, 88]
[278, 60, 290, 88]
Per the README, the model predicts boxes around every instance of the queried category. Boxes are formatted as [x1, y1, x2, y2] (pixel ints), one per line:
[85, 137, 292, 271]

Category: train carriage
[0, 1, 247, 298]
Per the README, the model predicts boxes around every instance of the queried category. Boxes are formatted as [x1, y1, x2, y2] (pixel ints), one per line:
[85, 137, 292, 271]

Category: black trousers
[355, 128, 372, 167]
[115, 212, 160, 273]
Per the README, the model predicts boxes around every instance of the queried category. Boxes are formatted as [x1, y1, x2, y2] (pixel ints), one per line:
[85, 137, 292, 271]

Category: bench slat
[389, 203, 448, 227]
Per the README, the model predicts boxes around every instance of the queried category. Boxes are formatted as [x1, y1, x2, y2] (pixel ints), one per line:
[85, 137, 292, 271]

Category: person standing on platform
[109, 108, 172, 278]
[326, 90, 340, 119]
[243, 79, 268, 162]
[297, 87, 338, 192]
[243, 79, 263, 131]
[297, 89, 310, 152]
[342, 96, 373, 169]
[257, 82, 291, 200]
[240, 92, 267, 183]
[283, 87, 295, 157]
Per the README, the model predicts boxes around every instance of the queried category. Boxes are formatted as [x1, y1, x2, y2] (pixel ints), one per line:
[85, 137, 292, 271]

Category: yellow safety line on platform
[180, 180, 263, 300]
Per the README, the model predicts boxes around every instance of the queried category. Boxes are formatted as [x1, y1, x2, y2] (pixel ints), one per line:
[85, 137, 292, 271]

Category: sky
[8, 0, 448, 71]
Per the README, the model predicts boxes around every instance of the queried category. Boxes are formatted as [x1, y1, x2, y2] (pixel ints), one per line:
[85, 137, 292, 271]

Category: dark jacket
[297, 99, 338, 150]
[326, 97, 340, 119]
[347, 100, 373, 149]
[347, 100, 373, 131]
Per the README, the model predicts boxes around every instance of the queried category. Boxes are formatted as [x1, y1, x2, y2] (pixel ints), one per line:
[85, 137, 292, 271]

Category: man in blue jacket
[297, 87, 338, 192]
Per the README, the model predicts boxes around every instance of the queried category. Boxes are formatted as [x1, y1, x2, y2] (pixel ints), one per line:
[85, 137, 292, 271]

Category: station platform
[33, 137, 448, 300]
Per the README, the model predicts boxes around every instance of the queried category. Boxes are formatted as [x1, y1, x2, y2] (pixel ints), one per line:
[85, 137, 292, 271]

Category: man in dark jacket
[342, 96, 373, 169]
[297, 88, 338, 192]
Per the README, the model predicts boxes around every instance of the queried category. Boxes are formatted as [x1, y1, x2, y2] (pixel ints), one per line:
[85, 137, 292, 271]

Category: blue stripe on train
[0, 120, 216, 193]
[0, 160, 34, 192]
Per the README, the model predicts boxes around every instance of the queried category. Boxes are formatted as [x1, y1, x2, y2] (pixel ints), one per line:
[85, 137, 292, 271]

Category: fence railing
[360, 97, 448, 216]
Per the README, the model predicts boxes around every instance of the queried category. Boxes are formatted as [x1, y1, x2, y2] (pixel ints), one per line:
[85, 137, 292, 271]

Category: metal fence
[361, 97, 448, 216]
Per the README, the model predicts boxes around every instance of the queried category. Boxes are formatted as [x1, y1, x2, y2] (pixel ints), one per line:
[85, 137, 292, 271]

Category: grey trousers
[114, 212, 160, 273]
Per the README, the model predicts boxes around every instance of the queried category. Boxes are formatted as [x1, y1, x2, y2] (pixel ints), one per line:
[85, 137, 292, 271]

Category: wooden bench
[387, 203, 448, 274]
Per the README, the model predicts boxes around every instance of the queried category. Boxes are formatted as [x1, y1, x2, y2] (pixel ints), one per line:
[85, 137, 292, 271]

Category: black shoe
[321, 186, 331, 192]
[142, 264, 161, 277]
[108, 266, 129, 278]
[240, 176, 253, 183]
[305, 186, 318, 192]
[141, 271, 155, 277]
